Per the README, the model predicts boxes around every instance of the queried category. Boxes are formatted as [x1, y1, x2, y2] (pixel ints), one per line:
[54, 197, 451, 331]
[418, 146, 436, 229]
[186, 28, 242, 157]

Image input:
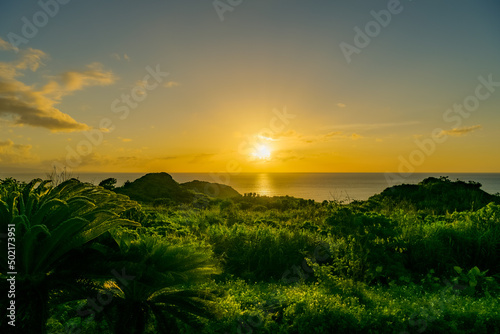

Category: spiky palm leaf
[0, 178, 141, 333]
[93, 234, 221, 334]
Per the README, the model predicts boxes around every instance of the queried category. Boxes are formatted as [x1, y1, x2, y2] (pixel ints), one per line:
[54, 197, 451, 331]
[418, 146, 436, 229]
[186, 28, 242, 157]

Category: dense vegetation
[1, 175, 499, 333]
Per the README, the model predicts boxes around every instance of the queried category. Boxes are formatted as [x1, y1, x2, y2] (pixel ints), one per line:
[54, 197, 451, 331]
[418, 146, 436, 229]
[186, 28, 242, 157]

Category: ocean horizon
[2, 172, 500, 202]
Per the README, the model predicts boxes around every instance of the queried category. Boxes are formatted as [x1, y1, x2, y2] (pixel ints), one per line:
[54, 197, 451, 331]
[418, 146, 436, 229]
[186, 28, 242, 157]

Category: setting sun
[253, 145, 272, 160]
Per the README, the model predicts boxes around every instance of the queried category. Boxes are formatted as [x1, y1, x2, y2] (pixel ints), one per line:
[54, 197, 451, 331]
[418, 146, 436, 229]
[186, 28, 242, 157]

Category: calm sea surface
[3, 172, 500, 202]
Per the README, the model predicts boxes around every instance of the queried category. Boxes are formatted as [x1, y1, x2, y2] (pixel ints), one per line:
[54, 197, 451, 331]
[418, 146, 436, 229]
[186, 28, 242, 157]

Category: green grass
[2, 176, 499, 333]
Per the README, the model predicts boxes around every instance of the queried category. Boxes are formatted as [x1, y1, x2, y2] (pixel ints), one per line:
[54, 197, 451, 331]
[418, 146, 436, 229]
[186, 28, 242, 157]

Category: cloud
[273, 150, 303, 162]
[0, 97, 89, 131]
[16, 48, 47, 72]
[188, 153, 215, 164]
[133, 80, 149, 96]
[256, 129, 361, 145]
[439, 125, 482, 137]
[0, 47, 48, 80]
[118, 137, 132, 142]
[337, 103, 346, 108]
[111, 53, 131, 61]
[303, 131, 343, 143]
[158, 155, 178, 160]
[258, 129, 299, 141]
[163, 81, 180, 88]
[60, 62, 116, 92]
[0, 39, 116, 132]
[322, 121, 420, 132]
[49, 151, 181, 170]
[0, 139, 36, 164]
[351, 133, 362, 140]
[0, 39, 15, 51]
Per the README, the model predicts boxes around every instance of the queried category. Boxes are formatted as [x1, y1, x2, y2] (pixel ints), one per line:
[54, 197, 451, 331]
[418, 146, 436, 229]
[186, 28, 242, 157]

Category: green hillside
[115, 172, 191, 203]
[367, 176, 500, 214]
[114, 173, 241, 204]
[180, 180, 241, 199]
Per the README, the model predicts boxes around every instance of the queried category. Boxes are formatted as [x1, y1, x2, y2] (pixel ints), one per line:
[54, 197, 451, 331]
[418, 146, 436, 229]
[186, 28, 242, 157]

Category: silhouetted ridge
[115, 172, 186, 203]
[115, 172, 240, 203]
[367, 176, 500, 213]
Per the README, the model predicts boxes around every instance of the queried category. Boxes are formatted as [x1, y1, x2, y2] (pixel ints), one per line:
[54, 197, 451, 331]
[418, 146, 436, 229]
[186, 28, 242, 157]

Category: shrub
[207, 224, 321, 281]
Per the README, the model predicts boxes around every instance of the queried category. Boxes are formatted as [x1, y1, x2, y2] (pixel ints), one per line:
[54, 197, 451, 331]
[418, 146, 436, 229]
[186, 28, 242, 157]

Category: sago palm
[93, 232, 221, 334]
[0, 178, 140, 333]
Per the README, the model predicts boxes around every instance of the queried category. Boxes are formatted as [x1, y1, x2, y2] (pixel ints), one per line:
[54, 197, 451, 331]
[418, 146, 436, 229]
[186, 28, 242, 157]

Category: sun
[253, 145, 271, 160]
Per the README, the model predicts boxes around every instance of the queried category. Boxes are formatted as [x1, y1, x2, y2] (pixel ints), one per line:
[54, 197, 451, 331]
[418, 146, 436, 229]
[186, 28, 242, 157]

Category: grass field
[1, 176, 499, 333]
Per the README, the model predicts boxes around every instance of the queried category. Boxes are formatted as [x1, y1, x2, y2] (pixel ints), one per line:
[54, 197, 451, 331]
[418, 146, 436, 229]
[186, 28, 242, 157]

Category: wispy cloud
[260, 129, 361, 144]
[439, 125, 482, 137]
[273, 149, 303, 162]
[322, 121, 420, 132]
[303, 131, 343, 143]
[337, 103, 346, 108]
[0, 47, 47, 80]
[59, 62, 116, 92]
[188, 153, 215, 164]
[111, 53, 131, 61]
[0, 139, 36, 164]
[351, 133, 362, 140]
[163, 81, 180, 88]
[0, 39, 117, 132]
[0, 39, 17, 51]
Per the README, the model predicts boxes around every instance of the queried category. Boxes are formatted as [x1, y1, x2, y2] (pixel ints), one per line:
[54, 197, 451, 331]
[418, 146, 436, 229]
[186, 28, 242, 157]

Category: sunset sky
[0, 0, 499, 174]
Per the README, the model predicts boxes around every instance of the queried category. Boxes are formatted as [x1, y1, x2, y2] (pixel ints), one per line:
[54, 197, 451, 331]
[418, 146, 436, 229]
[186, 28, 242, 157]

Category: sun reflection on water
[255, 173, 272, 196]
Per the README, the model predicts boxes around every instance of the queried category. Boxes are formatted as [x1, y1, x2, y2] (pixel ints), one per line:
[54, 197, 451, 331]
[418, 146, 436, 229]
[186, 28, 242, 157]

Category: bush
[207, 224, 321, 281]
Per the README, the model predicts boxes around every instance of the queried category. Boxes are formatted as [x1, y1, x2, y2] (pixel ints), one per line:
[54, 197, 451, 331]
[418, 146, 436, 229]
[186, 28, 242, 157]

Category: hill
[367, 176, 500, 213]
[114, 173, 241, 203]
[180, 180, 241, 199]
[115, 172, 190, 203]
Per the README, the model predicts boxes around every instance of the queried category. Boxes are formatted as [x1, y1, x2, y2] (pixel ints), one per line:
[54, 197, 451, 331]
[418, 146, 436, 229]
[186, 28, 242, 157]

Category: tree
[0, 178, 140, 333]
[99, 178, 118, 191]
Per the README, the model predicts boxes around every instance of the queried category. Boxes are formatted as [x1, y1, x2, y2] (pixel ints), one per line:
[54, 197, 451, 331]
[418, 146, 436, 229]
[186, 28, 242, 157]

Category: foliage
[368, 176, 500, 214]
[99, 178, 118, 190]
[115, 173, 194, 203]
[180, 180, 241, 200]
[87, 233, 221, 334]
[207, 223, 321, 281]
[0, 178, 140, 333]
[451, 266, 500, 297]
[2, 175, 499, 333]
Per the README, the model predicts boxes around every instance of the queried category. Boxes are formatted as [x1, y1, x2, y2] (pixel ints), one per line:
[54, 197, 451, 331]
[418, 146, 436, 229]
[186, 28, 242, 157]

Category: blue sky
[0, 0, 499, 173]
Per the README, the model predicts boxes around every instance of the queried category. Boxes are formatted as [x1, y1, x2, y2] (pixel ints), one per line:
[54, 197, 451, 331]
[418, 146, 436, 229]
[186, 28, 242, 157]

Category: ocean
[2, 172, 500, 202]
